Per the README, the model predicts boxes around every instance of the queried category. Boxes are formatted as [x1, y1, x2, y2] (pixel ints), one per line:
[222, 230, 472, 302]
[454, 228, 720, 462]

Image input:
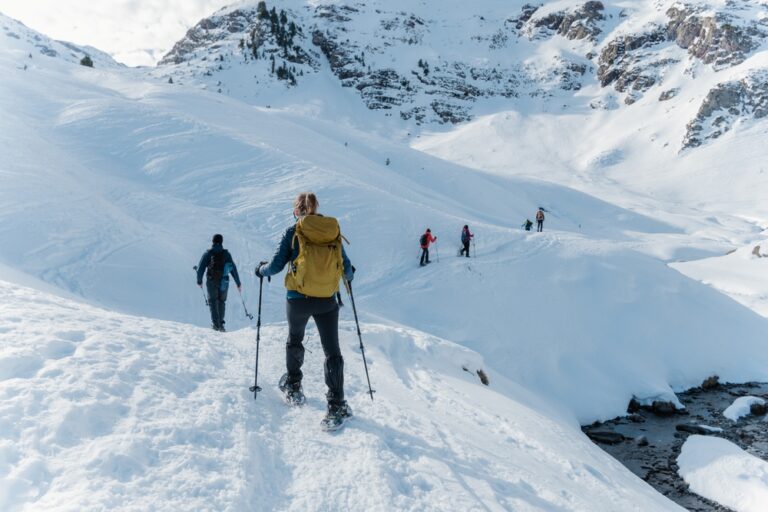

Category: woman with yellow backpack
[256, 192, 355, 430]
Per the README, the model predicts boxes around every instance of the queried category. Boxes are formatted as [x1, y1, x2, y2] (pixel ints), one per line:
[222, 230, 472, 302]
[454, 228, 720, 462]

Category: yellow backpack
[285, 215, 346, 297]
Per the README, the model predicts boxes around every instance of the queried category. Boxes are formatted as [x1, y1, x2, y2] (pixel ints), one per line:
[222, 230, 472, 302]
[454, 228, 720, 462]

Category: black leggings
[286, 297, 344, 404]
[537, 220, 544, 232]
[420, 248, 430, 265]
[206, 280, 228, 328]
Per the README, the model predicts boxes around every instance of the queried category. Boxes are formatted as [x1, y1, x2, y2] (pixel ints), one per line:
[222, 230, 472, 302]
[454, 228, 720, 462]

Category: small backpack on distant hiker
[207, 250, 227, 285]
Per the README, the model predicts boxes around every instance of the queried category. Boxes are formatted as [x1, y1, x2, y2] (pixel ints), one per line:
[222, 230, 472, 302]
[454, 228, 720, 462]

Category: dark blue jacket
[197, 244, 241, 291]
[259, 224, 353, 299]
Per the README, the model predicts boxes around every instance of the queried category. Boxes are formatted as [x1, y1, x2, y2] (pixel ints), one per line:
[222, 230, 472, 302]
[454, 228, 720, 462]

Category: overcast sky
[0, 0, 233, 66]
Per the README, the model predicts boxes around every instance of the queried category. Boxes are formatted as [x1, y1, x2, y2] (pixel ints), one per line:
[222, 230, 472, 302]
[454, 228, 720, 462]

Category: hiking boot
[278, 373, 305, 406]
[321, 401, 353, 431]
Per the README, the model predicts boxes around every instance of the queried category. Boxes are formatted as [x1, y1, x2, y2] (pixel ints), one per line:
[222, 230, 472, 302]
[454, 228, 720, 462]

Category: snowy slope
[0, 280, 681, 511]
[3, 8, 768, 510]
[3, 11, 768, 425]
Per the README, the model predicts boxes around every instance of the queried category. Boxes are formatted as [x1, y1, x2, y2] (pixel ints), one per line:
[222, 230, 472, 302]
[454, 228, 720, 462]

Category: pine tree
[80, 55, 94, 67]
[168, 76, 173, 84]
[257, 1, 269, 19]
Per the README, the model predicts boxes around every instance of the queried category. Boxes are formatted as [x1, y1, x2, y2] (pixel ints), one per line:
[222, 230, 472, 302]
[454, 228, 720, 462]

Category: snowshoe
[321, 402, 353, 432]
[278, 373, 305, 406]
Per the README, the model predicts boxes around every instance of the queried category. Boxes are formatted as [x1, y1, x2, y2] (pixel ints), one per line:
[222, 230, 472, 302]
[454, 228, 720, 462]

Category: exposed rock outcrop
[523, 2, 606, 41]
[684, 71, 768, 148]
[666, 5, 765, 69]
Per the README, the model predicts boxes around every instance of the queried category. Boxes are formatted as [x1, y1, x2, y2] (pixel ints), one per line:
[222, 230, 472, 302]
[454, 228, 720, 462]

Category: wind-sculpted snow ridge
[0, 280, 682, 511]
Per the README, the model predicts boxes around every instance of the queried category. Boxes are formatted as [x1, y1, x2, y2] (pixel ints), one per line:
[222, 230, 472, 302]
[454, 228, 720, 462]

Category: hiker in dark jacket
[197, 234, 241, 332]
[419, 228, 437, 266]
[536, 208, 545, 232]
[256, 192, 354, 429]
[459, 225, 473, 257]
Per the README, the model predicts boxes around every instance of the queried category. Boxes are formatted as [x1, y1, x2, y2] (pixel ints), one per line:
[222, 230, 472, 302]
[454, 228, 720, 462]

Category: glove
[255, 261, 268, 279]
[197, 283, 203, 288]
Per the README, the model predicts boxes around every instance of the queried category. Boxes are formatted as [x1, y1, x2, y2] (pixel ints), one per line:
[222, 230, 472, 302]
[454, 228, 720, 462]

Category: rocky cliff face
[157, 0, 768, 148]
[684, 70, 768, 148]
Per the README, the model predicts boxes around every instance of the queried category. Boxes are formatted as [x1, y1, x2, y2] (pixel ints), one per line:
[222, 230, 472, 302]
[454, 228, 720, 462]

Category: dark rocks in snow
[531, 1, 605, 41]
[585, 430, 626, 445]
[701, 375, 719, 390]
[666, 6, 765, 69]
[651, 401, 678, 416]
[749, 402, 767, 416]
[160, 5, 317, 88]
[597, 27, 669, 93]
[683, 70, 768, 149]
[675, 424, 714, 435]
[162, 9, 261, 65]
[585, 382, 768, 511]
[510, 4, 539, 31]
[627, 397, 641, 413]
[658, 88, 678, 101]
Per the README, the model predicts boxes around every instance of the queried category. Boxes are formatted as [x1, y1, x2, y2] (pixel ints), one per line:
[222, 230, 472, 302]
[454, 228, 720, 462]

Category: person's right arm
[257, 228, 294, 278]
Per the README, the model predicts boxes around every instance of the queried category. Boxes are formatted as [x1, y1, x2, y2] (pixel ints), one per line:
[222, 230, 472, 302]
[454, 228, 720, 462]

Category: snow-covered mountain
[2, 3, 768, 510]
[157, 0, 768, 149]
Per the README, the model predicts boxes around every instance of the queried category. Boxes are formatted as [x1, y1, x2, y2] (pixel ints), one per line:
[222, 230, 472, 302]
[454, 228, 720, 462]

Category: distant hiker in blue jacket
[460, 225, 473, 257]
[197, 234, 241, 332]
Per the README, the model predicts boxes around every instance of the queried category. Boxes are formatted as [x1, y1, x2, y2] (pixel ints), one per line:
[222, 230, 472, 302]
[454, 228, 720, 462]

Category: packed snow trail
[0, 280, 681, 511]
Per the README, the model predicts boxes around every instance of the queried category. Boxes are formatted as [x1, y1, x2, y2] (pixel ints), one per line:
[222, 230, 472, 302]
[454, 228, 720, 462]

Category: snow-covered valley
[2, 1, 768, 510]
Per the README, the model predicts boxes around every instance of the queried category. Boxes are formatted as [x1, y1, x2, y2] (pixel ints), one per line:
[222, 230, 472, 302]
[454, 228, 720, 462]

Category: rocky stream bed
[583, 381, 768, 511]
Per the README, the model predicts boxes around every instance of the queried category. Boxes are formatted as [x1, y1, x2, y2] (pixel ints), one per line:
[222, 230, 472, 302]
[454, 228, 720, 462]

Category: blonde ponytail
[294, 192, 319, 217]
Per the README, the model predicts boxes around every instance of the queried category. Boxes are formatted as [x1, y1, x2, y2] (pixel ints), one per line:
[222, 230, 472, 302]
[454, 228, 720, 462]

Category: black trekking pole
[344, 279, 375, 401]
[435, 243, 440, 263]
[237, 287, 254, 320]
[192, 266, 208, 306]
[248, 276, 264, 398]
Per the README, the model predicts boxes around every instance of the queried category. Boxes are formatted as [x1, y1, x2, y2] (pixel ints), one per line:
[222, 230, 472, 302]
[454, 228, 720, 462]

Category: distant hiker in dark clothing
[460, 225, 473, 257]
[536, 208, 545, 232]
[256, 192, 354, 429]
[197, 234, 241, 332]
[523, 219, 533, 231]
[419, 228, 437, 266]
